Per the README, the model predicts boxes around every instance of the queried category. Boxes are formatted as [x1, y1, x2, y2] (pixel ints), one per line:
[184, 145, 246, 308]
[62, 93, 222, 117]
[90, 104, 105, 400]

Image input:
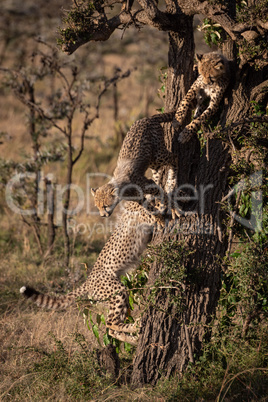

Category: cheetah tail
[20, 285, 76, 310]
[153, 110, 176, 123]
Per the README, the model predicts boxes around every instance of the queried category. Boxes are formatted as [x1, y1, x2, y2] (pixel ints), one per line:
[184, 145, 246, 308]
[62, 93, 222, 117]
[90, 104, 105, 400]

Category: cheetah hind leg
[108, 329, 139, 346]
[165, 167, 181, 219]
[105, 287, 140, 345]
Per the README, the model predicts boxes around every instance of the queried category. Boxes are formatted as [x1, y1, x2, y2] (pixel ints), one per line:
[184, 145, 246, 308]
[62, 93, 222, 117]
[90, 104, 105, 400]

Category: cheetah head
[197, 53, 228, 85]
[91, 183, 119, 217]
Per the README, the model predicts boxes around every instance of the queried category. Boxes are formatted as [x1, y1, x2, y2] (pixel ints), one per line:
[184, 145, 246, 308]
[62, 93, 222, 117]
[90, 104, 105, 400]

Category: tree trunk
[63, 135, 73, 268]
[131, 141, 231, 385]
[45, 177, 55, 257]
[131, 14, 267, 388]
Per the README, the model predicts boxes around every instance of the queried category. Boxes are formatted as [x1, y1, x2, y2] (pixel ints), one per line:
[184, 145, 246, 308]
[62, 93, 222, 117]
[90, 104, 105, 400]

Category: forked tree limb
[61, 6, 179, 54]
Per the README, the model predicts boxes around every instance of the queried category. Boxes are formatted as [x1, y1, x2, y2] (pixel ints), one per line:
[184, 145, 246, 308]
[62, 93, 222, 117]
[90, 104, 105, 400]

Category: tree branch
[216, 115, 268, 137]
[60, 0, 267, 55]
[178, 0, 267, 43]
[178, 0, 241, 41]
[61, 14, 127, 55]
[60, 3, 179, 54]
[72, 68, 133, 165]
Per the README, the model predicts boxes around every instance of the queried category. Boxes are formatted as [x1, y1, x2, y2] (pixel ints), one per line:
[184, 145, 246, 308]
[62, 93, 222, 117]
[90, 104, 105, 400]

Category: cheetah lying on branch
[20, 202, 158, 345]
[173, 52, 230, 143]
[91, 112, 178, 220]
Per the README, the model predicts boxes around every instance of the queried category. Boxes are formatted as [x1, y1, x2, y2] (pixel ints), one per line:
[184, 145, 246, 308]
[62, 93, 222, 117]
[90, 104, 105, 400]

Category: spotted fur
[91, 112, 178, 219]
[173, 52, 230, 143]
[20, 202, 158, 345]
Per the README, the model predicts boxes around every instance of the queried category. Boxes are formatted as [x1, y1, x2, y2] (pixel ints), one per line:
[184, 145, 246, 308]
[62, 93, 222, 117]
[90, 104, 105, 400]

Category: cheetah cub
[20, 202, 157, 345]
[91, 112, 178, 219]
[173, 52, 230, 143]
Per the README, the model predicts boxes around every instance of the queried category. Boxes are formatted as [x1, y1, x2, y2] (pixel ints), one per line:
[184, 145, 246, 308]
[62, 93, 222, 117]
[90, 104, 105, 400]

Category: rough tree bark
[131, 37, 267, 392]
[131, 23, 232, 389]
[131, 51, 267, 390]
[58, 0, 268, 385]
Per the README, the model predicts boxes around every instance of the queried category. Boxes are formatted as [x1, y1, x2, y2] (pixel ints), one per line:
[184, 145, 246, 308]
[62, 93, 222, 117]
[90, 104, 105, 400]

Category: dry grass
[0, 246, 111, 400]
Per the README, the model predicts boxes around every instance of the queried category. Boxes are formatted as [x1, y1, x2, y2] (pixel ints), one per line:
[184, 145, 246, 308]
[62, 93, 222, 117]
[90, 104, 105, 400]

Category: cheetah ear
[196, 53, 203, 62]
[111, 187, 117, 195]
[91, 188, 98, 197]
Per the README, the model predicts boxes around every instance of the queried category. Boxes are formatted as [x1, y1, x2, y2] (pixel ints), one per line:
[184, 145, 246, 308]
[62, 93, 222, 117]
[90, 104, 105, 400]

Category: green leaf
[86, 319, 91, 332]
[100, 314, 106, 325]
[230, 252, 241, 258]
[129, 293, 134, 310]
[92, 324, 99, 340]
[124, 342, 132, 353]
[89, 312, 94, 325]
[103, 332, 111, 346]
[211, 33, 218, 45]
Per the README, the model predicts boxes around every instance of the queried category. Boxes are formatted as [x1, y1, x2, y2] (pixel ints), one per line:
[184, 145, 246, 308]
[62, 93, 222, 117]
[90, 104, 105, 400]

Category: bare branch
[19, 96, 68, 136]
[217, 115, 268, 137]
[72, 68, 134, 165]
[72, 111, 89, 166]
[0, 67, 68, 135]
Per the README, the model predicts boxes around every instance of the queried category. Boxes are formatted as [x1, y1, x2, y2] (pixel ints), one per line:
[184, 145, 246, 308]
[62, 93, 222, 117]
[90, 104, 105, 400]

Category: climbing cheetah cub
[173, 52, 230, 143]
[20, 202, 157, 345]
[91, 112, 178, 219]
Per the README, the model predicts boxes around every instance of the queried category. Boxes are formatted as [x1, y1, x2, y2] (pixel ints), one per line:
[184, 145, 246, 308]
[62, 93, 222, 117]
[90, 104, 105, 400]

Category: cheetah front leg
[164, 153, 178, 195]
[193, 100, 207, 119]
[142, 200, 166, 228]
[179, 87, 227, 143]
[136, 176, 167, 215]
[150, 167, 175, 220]
[165, 167, 180, 219]
[146, 173, 179, 220]
[151, 168, 160, 186]
[173, 78, 201, 130]
[153, 152, 179, 219]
